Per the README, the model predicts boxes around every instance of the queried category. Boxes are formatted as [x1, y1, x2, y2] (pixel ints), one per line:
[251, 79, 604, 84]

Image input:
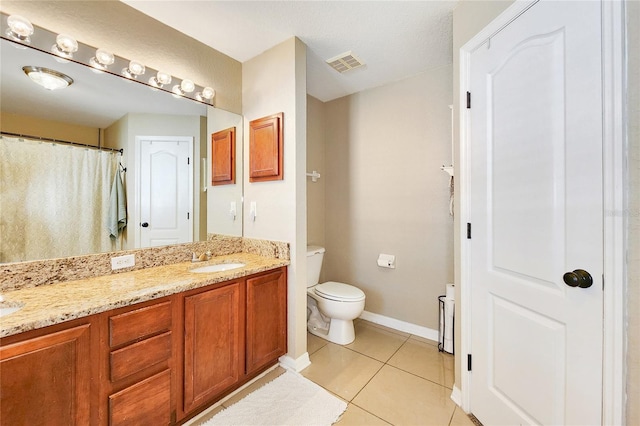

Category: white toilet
[306, 246, 366, 345]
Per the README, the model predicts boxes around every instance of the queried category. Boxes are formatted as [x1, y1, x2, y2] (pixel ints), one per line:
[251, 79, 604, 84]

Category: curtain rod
[1, 131, 123, 155]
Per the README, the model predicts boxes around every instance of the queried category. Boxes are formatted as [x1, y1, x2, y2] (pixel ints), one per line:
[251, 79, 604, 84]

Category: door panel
[469, 1, 603, 424]
[139, 138, 192, 247]
[490, 28, 566, 287]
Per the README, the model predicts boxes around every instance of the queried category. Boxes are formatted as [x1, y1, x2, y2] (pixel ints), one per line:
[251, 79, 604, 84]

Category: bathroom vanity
[0, 253, 288, 425]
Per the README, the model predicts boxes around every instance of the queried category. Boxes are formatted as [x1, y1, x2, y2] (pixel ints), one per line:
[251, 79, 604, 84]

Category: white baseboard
[450, 385, 462, 407]
[359, 310, 439, 342]
[279, 352, 311, 373]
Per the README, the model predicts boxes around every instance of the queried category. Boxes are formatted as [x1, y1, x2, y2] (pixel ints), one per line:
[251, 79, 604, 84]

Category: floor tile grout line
[344, 336, 454, 390]
[306, 328, 458, 425]
[347, 400, 394, 425]
[384, 362, 455, 391]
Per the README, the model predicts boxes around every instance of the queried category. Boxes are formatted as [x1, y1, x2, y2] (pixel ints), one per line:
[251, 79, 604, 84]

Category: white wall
[242, 38, 309, 367]
[323, 66, 454, 332]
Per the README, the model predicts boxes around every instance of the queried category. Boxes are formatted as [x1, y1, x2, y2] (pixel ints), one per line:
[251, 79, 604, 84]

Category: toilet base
[308, 318, 355, 345]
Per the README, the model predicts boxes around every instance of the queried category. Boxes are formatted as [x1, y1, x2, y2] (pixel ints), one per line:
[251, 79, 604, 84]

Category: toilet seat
[314, 281, 365, 302]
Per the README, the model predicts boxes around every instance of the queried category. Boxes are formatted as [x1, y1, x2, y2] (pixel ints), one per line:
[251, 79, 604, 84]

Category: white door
[468, 1, 603, 425]
[139, 137, 193, 247]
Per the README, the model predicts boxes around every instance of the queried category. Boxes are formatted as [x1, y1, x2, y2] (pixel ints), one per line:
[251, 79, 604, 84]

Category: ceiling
[121, 1, 458, 102]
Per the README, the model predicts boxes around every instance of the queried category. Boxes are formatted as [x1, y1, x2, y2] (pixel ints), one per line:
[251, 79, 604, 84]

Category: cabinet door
[0, 323, 92, 425]
[246, 268, 287, 374]
[183, 281, 243, 413]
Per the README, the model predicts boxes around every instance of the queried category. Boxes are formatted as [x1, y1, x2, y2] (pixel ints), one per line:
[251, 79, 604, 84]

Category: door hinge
[467, 223, 472, 239]
[187, 157, 191, 165]
[466, 91, 471, 109]
[467, 354, 472, 371]
[187, 212, 190, 220]
[602, 274, 605, 291]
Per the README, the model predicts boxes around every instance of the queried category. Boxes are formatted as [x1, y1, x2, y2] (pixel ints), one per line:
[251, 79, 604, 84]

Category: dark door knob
[141, 222, 149, 228]
[563, 269, 593, 288]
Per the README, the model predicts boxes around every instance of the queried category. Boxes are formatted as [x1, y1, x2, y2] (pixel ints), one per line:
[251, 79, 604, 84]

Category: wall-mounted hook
[306, 170, 321, 182]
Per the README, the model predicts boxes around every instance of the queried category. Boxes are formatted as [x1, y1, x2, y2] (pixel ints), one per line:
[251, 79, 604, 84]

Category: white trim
[359, 310, 439, 342]
[279, 352, 311, 373]
[451, 385, 462, 407]
[458, 0, 627, 422]
[601, 1, 627, 424]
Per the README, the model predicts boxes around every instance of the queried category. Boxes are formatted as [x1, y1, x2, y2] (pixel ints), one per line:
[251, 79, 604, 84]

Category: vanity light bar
[1, 12, 216, 105]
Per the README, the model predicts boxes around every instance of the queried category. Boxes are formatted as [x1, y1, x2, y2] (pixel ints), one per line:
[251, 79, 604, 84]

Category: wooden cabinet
[249, 113, 284, 182]
[211, 127, 236, 185]
[102, 299, 175, 426]
[183, 280, 244, 413]
[0, 320, 93, 426]
[246, 268, 287, 374]
[0, 266, 287, 425]
[108, 370, 171, 426]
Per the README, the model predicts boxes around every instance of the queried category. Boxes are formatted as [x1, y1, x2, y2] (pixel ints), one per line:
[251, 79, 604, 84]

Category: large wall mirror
[0, 31, 243, 264]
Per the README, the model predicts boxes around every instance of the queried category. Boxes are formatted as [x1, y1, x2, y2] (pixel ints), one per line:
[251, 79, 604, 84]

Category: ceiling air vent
[326, 51, 365, 73]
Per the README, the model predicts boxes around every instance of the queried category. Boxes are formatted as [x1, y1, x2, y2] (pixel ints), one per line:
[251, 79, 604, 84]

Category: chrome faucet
[191, 251, 212, 262]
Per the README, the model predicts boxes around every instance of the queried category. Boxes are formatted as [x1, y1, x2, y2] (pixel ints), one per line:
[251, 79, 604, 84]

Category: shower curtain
[0, 135, 120, 263]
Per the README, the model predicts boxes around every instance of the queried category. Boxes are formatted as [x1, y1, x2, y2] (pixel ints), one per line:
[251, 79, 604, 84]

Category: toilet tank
[306, 246, 325, 288]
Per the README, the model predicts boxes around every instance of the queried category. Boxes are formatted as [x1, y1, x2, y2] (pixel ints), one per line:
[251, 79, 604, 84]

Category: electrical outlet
[111, 254, 135, 270]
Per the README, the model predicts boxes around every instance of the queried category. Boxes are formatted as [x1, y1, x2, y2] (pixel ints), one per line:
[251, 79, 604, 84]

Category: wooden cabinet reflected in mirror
[211, 127, 236, 186]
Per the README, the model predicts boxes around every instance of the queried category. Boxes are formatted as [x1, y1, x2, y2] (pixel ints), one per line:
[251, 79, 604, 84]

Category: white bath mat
[200, 370, 347, 426]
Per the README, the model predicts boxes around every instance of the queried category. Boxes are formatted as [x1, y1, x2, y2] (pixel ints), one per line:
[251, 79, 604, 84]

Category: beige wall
[323, 66, 453, 331]
[307, 95, 326, 261]
[0, 1, 242, 114]
[242, 38, 309, 366]
[1, 111, 100, 146]
[626, 1, 639, 424]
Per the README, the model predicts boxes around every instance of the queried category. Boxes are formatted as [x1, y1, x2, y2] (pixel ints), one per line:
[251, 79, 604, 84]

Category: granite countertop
[0, 252, 289, 338]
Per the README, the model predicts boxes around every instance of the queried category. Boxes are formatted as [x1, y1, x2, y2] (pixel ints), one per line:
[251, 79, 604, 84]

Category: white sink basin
[0, 305, 22, 317]
[190, 263, 246, 273]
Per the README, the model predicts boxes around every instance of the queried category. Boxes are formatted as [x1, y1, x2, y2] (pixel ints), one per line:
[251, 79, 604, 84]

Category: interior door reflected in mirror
[0, 37, 243, 264]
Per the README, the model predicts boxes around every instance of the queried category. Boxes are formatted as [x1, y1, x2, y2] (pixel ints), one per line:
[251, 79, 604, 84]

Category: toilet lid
[314, 281, 365, 301]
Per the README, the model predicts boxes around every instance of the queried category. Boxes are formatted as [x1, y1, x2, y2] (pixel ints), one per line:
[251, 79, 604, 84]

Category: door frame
[134, 135, 194, 249]
[458, 1, 627, 424]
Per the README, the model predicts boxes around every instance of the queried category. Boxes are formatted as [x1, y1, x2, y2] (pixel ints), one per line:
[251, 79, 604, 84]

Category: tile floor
[190, 319, 476, 426]
[303, 319, 475, 426]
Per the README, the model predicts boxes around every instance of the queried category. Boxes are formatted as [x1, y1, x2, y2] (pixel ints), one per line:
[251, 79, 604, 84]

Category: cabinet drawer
[110, 331, 172, 382]
[109, 369, 171, 426]
[109, 301, 172, 347]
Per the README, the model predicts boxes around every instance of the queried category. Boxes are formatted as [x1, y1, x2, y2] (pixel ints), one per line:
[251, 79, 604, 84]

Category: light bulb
[122, 60, 145, 79]
[51, 34, 78, 59]
[157, 72, 172, 85]
[196, 87, 215, 102]
[90, 48, 114, 70]
[180, 79, 195, 93]
[6, 15, 34, 43]
[149, 71, 172, 88]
